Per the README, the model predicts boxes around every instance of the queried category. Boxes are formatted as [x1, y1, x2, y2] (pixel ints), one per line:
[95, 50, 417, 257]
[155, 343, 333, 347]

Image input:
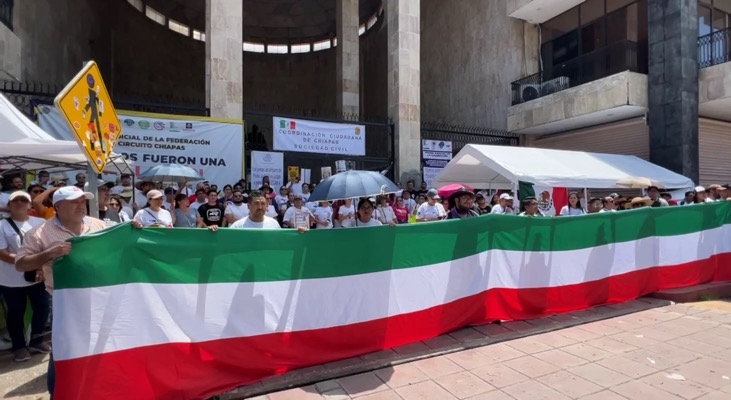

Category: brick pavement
[243, 301, 731, 400]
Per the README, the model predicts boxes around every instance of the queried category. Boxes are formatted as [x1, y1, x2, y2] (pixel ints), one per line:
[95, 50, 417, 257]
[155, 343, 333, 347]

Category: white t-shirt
[190, 200, 205, 211]
[490, 204, 515, 214]
[347, 218, 383, 228]
[133, 208, 174, 228]
[375, 205, 396, 224]
[287, 182, 304, 195]
[301, 193, 311, 202]
[230, 216, 281, 229]
[402, 198, 417, 212]
[0, 192, 10, 218]
[266, 205, 278, 219]
[110, 184, 132, 195]
[0, 217, 45, 287]
[416, 202, 446, 221]
[560, 206, 585, 216]
[283, 206, 313, 229]
[29, 180, 50, 189]
[313, 206, 333, 229]
[134, 192, 148, 209]
[122, 205, 134, 218]
[224, 203, 249, 222]
[599, 208, 616, 213]
[274, 195, 289, 208]
[338, 204, 356, 228]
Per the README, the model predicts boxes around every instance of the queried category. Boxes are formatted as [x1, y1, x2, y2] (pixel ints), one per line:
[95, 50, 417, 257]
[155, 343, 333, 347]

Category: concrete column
[336, 0, 360, 115]
[388, 0, 421, 185]
[647, 0, 699, 183]
[205, 0, 243, 119]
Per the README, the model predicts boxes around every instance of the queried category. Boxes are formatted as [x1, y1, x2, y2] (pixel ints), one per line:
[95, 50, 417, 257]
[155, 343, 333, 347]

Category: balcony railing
[510, 40, 641, 106]
[0, 0, 12, 30]
[698, 27, 731, 69]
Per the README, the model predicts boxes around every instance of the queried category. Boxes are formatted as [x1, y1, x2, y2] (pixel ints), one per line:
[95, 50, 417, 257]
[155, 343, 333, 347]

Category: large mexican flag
[52, 202, 731, 400]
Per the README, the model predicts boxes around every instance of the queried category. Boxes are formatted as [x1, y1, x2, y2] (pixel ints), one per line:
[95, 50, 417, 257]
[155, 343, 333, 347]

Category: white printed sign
[37, 105, 244, 186]
[422, 150, 453, 161]
[273, 117, 366, 156]
[251, 151, 284, 190]
[423, 167, 443, 189]
[422, 140, 452, 188]
[422, 140, 453, 152]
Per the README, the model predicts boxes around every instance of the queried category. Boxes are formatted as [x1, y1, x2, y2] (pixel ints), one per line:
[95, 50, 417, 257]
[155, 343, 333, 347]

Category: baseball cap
[292, 193, 303, 200]
[52, 186, 94, 205]
[146, 190, 163, 200]
[695, 186, 706, 193]
[8, 191, 31, 202]
[499, 193, 513, 200]
[84, 179, 114, 191]
[426, 188, 441, 200]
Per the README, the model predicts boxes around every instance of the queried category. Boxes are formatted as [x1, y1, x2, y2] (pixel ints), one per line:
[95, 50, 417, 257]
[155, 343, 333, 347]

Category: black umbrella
[307, 170, 400, 202]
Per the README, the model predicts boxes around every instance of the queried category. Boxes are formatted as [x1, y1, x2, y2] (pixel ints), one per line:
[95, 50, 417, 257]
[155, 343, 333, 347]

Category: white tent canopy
[431, 144, 695, 190]
[0, 93, 131, 174]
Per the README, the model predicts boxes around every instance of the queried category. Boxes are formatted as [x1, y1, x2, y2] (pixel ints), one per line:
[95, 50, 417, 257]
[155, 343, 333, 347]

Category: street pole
[82, 60, 100, 219]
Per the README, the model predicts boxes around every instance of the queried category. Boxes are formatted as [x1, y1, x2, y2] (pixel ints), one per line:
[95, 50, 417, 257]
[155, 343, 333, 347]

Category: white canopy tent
[0, 93, 132, 174]
[431, 144, 694, 190]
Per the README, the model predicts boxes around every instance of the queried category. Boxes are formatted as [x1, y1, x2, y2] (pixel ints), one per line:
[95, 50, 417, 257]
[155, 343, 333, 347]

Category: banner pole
[87, 164, 99, 218]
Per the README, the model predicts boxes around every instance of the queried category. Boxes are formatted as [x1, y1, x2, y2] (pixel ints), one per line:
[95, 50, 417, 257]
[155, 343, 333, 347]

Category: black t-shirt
[198, 203, 226, 226]
[417, 189, 429, 198]
[99, 208, 120, 223]
[86, 202, 120, 223]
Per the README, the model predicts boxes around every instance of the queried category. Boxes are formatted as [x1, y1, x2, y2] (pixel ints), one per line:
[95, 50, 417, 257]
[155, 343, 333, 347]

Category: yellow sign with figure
[54, 61, 121, 174]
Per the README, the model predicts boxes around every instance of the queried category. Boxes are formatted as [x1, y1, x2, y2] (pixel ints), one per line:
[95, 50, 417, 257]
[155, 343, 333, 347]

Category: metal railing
[698, 27, 731, 69]
[0, 0, 12, 30]
[510, 40, 641, 106]
[421, 121, 519, 153]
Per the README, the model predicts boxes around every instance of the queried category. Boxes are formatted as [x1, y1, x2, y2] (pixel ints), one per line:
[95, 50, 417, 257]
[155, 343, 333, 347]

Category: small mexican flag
[519, 181, 568, 216]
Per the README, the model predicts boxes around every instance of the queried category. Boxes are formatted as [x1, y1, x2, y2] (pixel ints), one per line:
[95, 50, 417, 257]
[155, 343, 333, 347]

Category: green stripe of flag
[54, 202, 731, 289]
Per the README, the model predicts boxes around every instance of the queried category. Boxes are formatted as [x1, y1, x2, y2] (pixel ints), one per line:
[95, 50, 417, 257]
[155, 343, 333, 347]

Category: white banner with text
[273, 116, 366, 156]
[36, 105, 244, 186]
[251, 151, 284, 190]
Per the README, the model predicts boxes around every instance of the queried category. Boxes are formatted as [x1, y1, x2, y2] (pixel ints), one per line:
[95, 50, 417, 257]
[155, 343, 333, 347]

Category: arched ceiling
[142, 0, 382, 43]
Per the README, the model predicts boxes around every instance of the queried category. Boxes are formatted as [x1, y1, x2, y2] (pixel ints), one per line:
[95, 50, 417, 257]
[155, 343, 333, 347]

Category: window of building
[267, 44, 288, 54]
[606, 0, 636, 13]
[290, 43, 310, 53]
[145, 6, 165, 26]
[244, 42, 265, 52]
[169, 19, 190, 36]
[127, 0, 143, 12]
[700, 5, 713, 36]
[192, 30, 205, 41]
[358, 25, 366, 36]
[333, 37, 338, 47]
[313, 39, 332, 51]
[541, 7, 579, 44]
[581, 0, 604, 24]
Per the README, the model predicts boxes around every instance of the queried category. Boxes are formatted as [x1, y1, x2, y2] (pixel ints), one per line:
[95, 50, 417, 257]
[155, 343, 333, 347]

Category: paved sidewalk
[254, 302, 731, 400]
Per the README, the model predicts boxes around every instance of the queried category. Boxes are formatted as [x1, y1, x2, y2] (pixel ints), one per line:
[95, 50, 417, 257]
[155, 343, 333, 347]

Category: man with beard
[224, 190, 249, 225]
[447, 187, 479, 219]
[229, 190, 282, 229]
[73, 173, 86, 189]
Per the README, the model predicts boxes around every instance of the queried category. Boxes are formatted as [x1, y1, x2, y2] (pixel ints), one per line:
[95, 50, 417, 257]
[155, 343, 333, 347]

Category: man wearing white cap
[14, 186, 107, 397]
[0, 191, 48, 362]
[131, 190, 174, 228]
[490, 193, 516, 214]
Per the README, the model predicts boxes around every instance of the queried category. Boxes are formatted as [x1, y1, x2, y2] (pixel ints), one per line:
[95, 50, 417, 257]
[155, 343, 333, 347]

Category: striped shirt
[16, 216, 107, 294]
